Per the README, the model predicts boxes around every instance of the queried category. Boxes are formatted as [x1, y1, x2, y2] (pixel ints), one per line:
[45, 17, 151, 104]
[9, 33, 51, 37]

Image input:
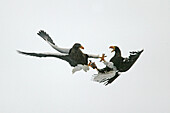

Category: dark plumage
[66, 43, 89, 66]
[17, 30, 100, 68]
[98, 46, 144, 85]
[109, 46, 144, 72]
[17, 43, 88, 67]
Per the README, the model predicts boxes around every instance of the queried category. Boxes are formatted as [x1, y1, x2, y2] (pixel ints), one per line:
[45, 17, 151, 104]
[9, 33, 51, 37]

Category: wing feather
[37, 30, 70, 54]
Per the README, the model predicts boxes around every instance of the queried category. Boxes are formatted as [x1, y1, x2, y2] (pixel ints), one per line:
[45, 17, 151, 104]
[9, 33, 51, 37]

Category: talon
[88, 60, 92, 66]
[90, 62, 98, 69]
[99, 54, 107, 62]
[88, 60, 98, 69]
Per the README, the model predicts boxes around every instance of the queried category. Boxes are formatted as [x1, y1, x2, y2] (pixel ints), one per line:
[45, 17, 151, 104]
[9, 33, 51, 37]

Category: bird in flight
[17, 30, 100, 73]
[90, 46, 144, 85]
[17, 30, 144, 85]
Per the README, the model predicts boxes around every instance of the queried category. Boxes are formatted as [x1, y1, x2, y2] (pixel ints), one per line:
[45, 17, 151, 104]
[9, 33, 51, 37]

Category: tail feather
[104, 72, 120, 86]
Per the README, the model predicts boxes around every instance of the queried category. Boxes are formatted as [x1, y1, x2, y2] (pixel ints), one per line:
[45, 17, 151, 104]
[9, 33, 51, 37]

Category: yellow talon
[88, 60, 98, 69]
[91, 62, 98, 69]
[99, 54, 107, 62]
[88, 60, 92, 66]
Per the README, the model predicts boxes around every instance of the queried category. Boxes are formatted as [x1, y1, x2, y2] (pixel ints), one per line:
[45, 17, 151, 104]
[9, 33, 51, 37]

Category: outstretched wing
[17, 50, 77, 67]
[119, 49, 144, 72]
[87, 54, 100, 58]
[17, 50, 67, 58]
[37, 30, 70, 54]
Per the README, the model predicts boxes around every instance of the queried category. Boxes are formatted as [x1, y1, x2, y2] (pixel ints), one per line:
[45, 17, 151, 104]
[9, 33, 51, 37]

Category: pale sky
[0, 0, 170, 113]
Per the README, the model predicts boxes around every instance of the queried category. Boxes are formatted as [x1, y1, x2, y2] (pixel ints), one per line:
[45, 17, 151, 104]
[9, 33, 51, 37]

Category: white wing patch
[46, 40, 70, 54]
[43, 52, 68, 56]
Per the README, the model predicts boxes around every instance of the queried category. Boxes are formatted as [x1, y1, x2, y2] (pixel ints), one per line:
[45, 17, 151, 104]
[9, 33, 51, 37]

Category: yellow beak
[80, 46, 84, 49]
[109, 46, 115, 52]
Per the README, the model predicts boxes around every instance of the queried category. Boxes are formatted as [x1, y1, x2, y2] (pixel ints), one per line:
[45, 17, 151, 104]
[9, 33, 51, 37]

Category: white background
[0, 0, 170, 113]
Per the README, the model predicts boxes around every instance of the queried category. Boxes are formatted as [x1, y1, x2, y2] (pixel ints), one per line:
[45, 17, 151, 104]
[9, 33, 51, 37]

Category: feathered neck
[114, 47, 121, 57]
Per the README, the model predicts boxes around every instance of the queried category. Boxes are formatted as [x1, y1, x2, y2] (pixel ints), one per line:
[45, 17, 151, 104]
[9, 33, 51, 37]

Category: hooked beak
[80, 46, 84, 49]
[109, 46, 115, 52]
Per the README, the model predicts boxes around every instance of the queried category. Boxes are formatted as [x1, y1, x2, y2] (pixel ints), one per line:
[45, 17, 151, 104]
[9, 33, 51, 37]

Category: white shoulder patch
[48, 42, 70, 54]
[87, 54, 100, 58]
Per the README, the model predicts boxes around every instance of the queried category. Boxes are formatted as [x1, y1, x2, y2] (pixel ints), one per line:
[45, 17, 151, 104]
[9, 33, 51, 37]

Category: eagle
[18, 30, 100, 73]
[90, 46, 144, 85]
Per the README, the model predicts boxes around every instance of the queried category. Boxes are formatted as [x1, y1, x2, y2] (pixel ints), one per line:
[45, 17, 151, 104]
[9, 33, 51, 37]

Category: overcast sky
[0, 0, 170, 113]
